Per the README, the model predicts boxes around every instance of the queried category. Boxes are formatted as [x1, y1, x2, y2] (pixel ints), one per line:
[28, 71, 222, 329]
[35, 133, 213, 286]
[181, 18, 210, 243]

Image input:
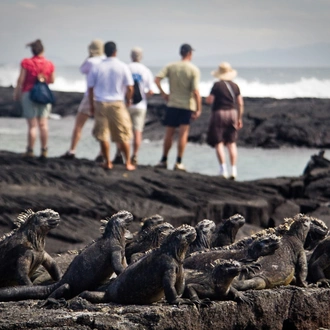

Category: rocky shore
[1, 150, 330, 329]
[1, 86, 330, 329]
[1, 86, 330, 148]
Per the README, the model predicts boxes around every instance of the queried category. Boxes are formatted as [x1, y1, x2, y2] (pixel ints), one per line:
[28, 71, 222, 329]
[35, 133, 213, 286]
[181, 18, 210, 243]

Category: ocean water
[0, 64, 330, 99]
[0, 117, 322, 182]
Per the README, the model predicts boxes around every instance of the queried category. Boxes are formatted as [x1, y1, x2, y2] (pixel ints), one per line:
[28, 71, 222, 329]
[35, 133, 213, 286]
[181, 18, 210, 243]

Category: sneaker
[22, 148, 34, 158]
[60, 151, 75, 160]
[112, 153, 124, 165]
[173, 163, 186, 171]
[131, 155, 137, 166]
[229, 175, 236, 181]
[39, 148, 48, 160]
[155, 161, 167, 169]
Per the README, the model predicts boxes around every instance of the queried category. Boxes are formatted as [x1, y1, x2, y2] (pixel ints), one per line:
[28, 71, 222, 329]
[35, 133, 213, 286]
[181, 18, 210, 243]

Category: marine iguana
[212, 214, 245, 247]
[80, 224, 197, 305]
[0, 209, 61, 287]
[233, 214, 311, 291]
[0, 210, 133, 301]
[183, 259, 252, 306]
[307, 236, 330, 287]
[187, 219, 216, 256]
[126, 222, 174, 264]
[184, 234, 281, 271]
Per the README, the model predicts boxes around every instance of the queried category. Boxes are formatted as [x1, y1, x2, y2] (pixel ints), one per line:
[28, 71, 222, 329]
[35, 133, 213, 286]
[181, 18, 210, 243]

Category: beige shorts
[128, 107, 147, 132]
[93, 101, 132, 143]
[22, 92, 52, 119]
[77, 94, 91, 115]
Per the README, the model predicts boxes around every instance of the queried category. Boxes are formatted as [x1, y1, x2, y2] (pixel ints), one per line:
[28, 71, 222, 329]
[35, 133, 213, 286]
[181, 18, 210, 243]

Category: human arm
[48, 71, 55, 84]
[88, 87, 95, 116]
[13, 68, 26, 101]
[155, 77, 168, 101]
[205, 94, 214, 105]
[237, 95, 244, 129]
[191, 89, 202, 120]
[125, 85, 134, 107]
[80, 58, 92, 74]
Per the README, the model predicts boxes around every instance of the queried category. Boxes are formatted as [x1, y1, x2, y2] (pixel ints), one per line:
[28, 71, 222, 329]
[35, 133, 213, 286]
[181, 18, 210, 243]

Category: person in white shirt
[61, 40, 105, 159]
[112, 47, 153, 166]
[87, 41, 135, 171]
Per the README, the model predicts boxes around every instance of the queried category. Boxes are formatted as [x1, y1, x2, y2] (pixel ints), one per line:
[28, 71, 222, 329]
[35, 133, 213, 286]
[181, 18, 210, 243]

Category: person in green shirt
[154, 44, 202, 171]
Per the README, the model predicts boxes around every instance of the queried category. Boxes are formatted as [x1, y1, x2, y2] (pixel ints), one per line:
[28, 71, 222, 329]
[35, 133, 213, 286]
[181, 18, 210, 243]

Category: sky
[1, 0, 330, 67]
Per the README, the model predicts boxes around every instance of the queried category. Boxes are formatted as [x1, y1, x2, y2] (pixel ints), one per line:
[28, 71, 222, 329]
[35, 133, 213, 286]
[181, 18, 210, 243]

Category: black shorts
[163, 107, 193, 127]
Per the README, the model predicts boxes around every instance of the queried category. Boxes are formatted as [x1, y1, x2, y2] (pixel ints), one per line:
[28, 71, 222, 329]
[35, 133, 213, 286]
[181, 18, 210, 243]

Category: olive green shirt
[156, 61, 200, 111]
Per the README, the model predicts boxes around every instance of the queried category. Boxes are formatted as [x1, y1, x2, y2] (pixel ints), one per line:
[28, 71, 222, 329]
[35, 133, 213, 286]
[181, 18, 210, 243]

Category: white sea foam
[1, 64, 329, 98]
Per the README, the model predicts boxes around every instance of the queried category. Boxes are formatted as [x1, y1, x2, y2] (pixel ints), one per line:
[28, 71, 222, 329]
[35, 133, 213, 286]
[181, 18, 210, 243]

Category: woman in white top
[61, 40, 105, 159]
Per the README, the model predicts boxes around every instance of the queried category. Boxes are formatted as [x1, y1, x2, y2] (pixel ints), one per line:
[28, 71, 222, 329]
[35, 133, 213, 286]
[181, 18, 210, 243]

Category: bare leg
[215, 142, 226, 164]
[69, 113, 89, 152]
[38, 117, 48, 150]
[26, 118, 38, 150]
[226, 142, 237, 166]
[177, 124, 190, 159]
[100, 140, 113, 169]
[163, 126, 176, 158]
[132, 130, 142, 158]
[120, 141, 136, 171]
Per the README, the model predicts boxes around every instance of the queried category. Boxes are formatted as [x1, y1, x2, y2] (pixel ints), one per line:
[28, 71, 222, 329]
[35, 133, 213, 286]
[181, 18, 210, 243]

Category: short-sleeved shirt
[156, 61, 200, 111]
[128, 62, 154, 110]
[210, 80, 240, 111]
[21, 56, 55, 92]
[79, 55, 106, 96]
[87, 57, 134, 102]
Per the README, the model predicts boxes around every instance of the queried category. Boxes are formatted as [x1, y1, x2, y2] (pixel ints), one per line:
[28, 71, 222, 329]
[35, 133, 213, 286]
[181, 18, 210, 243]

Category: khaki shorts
[93, 101, 132, 143]
[128, 107, 147, 132]
[77, 94, 91, 115]
[22, 92, 52, 119]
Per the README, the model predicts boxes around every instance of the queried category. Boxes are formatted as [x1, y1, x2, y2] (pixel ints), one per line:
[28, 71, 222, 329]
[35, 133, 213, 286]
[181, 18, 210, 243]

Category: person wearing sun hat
[61, 39, 106, 160]
[205, 62, 244, 180]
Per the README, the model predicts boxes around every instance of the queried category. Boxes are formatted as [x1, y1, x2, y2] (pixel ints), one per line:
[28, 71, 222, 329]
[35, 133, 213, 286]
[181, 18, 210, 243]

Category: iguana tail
[0, 282, 60, 302]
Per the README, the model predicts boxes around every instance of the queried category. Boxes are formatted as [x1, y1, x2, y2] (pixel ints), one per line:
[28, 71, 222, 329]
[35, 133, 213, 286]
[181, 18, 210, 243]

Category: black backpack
[132, 79, 142, 104]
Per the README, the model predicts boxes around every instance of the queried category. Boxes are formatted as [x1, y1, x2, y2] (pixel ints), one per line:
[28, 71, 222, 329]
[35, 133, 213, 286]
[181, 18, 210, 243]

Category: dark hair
[180, 43, 193, 57]
[104, 41, 117, 57]
[26, 39, 44, 56]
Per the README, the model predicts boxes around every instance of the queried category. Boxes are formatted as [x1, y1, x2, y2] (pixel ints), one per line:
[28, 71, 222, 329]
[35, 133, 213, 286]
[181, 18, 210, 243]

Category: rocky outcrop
[1, 150, 330, 254]
[1, 86, 330, 148]
[0, 287, 330, 329]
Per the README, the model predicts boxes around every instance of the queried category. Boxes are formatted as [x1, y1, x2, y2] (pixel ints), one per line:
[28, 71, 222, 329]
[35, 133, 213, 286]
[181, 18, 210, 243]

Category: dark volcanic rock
[1, 86, 330, 148]
[1, 151, 330, 328]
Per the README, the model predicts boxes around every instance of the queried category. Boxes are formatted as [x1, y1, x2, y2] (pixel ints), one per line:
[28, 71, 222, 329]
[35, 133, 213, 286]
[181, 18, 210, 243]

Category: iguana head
[211, 259, 242, 281]
[196, 219, 216, 236]
[287, 214, 311, 242]
[248, 234, 281, 260]
[213, 214, 245, 247]
[101, 210, 133, 239]
[151, 222, 174, 246]
[161, 224, 196, 262]
[17, 209, 60, 234]
[304, 216, 329, 250]
[140, 214, 164, 231]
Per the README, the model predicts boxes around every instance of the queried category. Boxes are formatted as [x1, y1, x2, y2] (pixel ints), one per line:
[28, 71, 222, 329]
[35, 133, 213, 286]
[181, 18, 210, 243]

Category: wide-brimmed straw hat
[211, 62, 237, 81]
[88, 39, 104, 56]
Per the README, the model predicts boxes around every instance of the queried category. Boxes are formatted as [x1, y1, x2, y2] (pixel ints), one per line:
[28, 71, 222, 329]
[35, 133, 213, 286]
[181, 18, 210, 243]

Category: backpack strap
[223, 81, 236, 107]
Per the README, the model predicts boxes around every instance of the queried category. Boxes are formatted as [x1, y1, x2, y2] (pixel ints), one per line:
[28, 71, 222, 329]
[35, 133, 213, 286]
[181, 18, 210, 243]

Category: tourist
[61, 40, 105, 160]
[205, 62, 244, 180]
[154, 43, 201, 171]
[87, 41, 135, 170]
[14, 39, 55, 159]
[112, 47, 154, 166]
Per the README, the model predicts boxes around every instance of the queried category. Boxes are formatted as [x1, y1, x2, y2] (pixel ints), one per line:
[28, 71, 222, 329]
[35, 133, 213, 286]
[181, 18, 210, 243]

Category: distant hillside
[193, 43, 330, 67]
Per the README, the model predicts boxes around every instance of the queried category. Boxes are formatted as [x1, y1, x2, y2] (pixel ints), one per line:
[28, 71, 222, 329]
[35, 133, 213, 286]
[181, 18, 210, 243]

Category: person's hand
[191, 109, 201, 120]
[90, 104, 95, 117]
[126, 99, 132, 108]
[13, 89, 20, 101]
[161, 92, 169, 102]
[237, 119, 243, 129]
